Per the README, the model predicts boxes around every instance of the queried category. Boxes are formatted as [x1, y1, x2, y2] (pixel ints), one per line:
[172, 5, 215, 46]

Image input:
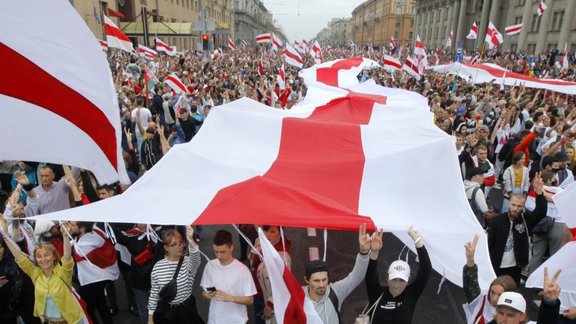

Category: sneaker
[129, 305, 139, 316]
[492, 183, 501, 190]
[109, 305, 119, 315]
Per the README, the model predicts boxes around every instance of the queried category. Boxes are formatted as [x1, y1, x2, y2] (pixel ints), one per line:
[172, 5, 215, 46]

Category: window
[394, 31, 399, 39]
[530, 14, 541, 32]
[527, 43, 536, 54]
[517, 0, 525, 6]
[551, 11, 564, 31]
[514, 16, 522, 25]
[547, 43, 557, 51]
[410, 19, 414, 27]
[510, 44, 518, 52]
[409, 31, 413, 40]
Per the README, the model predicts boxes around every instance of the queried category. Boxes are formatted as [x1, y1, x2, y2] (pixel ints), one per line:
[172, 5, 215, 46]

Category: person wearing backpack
[464, 167, 495, 228]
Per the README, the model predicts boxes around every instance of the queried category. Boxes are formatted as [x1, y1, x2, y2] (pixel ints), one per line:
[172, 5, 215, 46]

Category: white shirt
[131, 107, 152, 134]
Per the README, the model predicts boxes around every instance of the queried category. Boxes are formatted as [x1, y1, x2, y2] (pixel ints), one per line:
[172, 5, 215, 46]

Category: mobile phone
[206, 287, 216, 292]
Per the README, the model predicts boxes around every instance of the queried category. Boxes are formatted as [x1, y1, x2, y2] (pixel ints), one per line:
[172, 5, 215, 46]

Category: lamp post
[397, 0, 405, 45]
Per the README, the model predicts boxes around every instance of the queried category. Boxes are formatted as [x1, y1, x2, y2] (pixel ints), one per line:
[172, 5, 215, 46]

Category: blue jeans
[133, 288, 149, 324]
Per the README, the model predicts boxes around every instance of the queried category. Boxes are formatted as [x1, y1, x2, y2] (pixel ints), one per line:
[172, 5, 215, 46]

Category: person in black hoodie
[364, 226, 431, 324]
[0, 234, 40, 324]
[117, 223, 164, 324]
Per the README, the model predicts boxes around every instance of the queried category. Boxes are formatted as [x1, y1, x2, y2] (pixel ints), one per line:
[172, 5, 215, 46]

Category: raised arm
[61, 222, 72, 262]
[463, 234, 481, 303]
[0, 215, 27, 263]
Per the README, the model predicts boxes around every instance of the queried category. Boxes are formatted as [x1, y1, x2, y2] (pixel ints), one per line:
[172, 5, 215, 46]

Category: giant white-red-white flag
[466, 22, 478, 39]
[258, 228, 323, 324]
[104, 16, 133, 53]
[485, 21, 504, 49]
[537, 0, 547, 16]
[504, 23, 523, 36]
[430, 62, 576, 95]
[155, 37, 177, 56]
[284, 43, 303, 68]
[0, 1, 129, 184]
[164, 73, 187, 93]
[35, 56, 497, 292]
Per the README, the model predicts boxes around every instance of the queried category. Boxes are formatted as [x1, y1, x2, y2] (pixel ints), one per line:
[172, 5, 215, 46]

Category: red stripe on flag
[104, 23, 131, 42]
[316, 56, 364, 87]
[463, 63, 576, 86]
[282, 265, 307, 323]
[194, 92, 382, 231]
[0, 43, 117, 169]
[284, 49, 303, 63]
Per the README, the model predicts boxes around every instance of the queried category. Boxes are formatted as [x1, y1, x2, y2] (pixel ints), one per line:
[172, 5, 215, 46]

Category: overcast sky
[261, 0, 364, 42]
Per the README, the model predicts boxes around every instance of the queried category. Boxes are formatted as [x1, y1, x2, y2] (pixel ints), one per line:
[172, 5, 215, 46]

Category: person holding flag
[303, 224, 372, 324]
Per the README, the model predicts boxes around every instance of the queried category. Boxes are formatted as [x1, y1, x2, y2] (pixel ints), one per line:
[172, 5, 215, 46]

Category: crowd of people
[1, 43, 576, 324]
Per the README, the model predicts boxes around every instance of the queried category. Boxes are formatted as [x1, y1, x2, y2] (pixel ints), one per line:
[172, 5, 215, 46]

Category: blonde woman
[0, 218, 90, 323]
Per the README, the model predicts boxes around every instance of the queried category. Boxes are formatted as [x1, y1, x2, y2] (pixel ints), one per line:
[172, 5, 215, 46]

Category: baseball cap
[497, 292, 526, 313]
[305, 260, 328, 278]
[388, 260, 410, 282]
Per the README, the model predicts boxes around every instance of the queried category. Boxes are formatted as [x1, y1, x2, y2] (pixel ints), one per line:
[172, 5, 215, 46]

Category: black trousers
[79, 280, 114, 324]
[154, 294, 204, 324]
[496, 266, 522, 287]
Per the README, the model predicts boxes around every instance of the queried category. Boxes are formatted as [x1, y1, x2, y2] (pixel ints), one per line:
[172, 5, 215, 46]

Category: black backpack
[468, 186, 485, 228]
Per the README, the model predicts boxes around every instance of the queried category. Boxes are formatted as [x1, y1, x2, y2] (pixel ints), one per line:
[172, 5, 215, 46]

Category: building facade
[317, 18, 352, 48]
[234, 0, 274, 43]
[71, 0, 235, 51]
[351, 0, 416, 47]
[414, 0, 576, 53]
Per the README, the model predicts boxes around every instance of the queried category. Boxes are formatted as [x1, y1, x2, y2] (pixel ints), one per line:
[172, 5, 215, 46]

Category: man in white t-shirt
[130, 97, 152, 153]
[201, 230, 256, 324]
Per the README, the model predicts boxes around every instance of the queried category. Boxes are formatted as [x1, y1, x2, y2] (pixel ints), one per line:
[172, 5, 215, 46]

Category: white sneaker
[492, 183, 501, 189]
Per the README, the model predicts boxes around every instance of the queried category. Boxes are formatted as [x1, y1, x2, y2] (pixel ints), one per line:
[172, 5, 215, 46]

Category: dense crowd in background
[1, 44, 575, 324]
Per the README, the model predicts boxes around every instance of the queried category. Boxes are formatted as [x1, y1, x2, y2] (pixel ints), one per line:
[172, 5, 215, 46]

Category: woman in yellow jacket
[1, 219, 88, 324]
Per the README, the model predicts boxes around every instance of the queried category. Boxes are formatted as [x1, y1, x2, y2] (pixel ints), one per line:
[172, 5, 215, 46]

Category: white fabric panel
[526, 241, 576, 293]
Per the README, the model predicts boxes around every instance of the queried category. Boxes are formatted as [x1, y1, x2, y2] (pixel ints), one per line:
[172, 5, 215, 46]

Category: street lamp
[396, 0, 405, 45]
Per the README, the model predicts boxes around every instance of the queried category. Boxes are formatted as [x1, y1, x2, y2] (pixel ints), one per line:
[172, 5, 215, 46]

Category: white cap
[497, 292, 526, 313]
[388, 260, 410, 282]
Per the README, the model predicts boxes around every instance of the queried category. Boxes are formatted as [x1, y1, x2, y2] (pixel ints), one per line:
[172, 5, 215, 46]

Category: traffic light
[202, 34, 209, 51]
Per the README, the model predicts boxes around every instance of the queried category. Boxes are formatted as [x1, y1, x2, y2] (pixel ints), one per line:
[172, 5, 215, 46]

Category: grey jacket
[303, 253, 370, 324]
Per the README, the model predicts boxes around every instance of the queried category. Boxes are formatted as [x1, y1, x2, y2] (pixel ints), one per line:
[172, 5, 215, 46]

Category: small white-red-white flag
[258, 57, 264, 76]
[272, 33, 283, 51]
[470, 54, 481, 65]
[277, 63, 286, 90]
[99, 40, 108, 52]
[383, 55, 402, 70]
[414, 35, 428, 73]
[164, 73, 187, 93]
[302, 39, 308, 52]
[228, 37, 236, 50]
[434, 48, 441, 65]
[241, 39, 248, 47]
[256, 33, 271, 43]
[505, 23, 523, 35]
[402, 56, 421, 80]
[257, 228, 323, 324]
[294, 40, 302, 52]
[137, 44, 157, 59]
[104, 16, 133, 53]
[485, 21, 504, 49]
[284, 43, 303, 68]
[537, 0, 547, 16]
[466, 22, 478, 39]
[390, 37, 397, 49]
[310, 40, 322, 64]
[561, 42, 569, 71]
[155, 37, 177, 56]
[446, 30, 453, 48]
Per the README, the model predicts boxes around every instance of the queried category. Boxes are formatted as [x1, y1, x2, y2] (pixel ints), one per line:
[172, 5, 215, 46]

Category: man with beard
[364, 226, 431, 324]
[302, 224, 372, 324]
[487, 172, 547, 286]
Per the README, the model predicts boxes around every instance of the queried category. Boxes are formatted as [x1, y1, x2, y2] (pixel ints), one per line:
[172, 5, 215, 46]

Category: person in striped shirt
[148, 227, 202, 324]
